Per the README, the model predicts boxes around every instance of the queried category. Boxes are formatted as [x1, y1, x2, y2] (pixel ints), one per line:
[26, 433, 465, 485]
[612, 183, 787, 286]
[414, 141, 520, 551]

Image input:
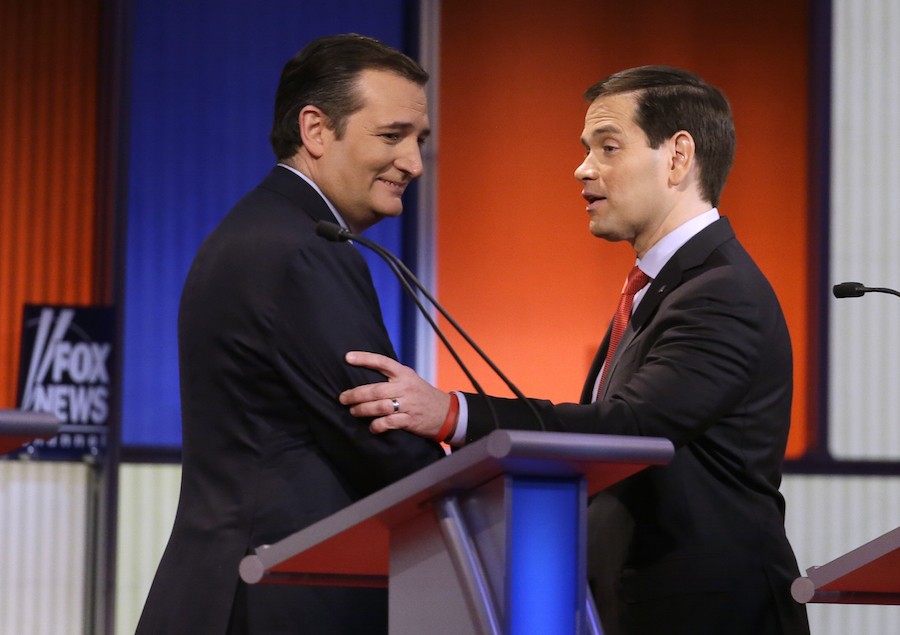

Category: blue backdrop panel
[123, 0, 415, 446]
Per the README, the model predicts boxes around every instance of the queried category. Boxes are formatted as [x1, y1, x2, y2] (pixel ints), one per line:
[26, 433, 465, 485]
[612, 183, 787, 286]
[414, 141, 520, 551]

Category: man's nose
[574, 156, 597, 181]
[396, 142, 424, 178]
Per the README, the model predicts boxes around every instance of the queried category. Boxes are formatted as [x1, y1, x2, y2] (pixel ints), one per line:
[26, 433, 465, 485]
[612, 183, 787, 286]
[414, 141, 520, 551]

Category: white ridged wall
[783, 475, 900, 633]
[1, 464, 897, 634]
[0, 460, 89, 635]
[114, 463, 180, 635]
[109, 467, 900, 635]
[829, 0, 900, 460]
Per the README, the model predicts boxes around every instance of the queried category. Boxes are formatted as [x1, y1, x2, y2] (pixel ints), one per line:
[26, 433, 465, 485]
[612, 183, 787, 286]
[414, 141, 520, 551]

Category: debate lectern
[0, 409, 59, 456]
[239, 429, 674, 635]
[791, 526, 900, 605]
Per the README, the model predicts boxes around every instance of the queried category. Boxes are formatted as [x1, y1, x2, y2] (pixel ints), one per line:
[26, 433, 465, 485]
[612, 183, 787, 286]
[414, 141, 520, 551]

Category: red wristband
[435, 392, 459, 443]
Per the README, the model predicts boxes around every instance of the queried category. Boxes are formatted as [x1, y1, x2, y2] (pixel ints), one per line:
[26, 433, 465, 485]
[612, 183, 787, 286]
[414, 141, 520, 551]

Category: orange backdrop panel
[0, 0, 100, 407]
[437, 0, 810, 456]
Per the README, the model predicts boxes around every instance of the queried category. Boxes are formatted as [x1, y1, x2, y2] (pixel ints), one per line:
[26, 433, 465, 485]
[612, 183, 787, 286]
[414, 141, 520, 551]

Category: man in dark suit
[135, 34, 444, 635]
[338, 66, 810, 634]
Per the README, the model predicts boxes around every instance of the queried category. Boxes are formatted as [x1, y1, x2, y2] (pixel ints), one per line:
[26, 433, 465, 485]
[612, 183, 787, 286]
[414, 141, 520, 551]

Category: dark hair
[585, 66, 735, 207]
[270, 33, 428, 160]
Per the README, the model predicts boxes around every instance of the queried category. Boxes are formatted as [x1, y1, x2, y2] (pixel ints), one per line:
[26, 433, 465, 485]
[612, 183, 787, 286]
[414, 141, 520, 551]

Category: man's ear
[298, 105, 331, 158]
[669, 130, 696, 186]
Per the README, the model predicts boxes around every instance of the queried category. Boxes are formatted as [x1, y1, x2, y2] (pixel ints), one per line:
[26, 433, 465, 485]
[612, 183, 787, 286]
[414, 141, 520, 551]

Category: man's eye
[381, 133, 401, 142]
[603, 145, 618, 153]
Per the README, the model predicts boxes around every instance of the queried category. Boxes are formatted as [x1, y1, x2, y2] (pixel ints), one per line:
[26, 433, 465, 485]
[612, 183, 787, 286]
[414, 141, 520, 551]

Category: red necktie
[597, 265, 650, 396]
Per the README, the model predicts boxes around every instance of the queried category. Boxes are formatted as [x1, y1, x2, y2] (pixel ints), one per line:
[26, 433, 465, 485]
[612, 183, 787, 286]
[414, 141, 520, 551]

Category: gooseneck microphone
[317, 221, 487, 397]
[316, 220, 546, 432]
[316, 221, 505, 431]
[314, 221, 352, 242]
[833, 281, 900, 299]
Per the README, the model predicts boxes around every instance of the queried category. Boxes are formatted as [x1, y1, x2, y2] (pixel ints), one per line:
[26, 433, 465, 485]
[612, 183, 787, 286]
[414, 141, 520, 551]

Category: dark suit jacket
[136, 167, 444, 635]
[463, 218, 809, 634]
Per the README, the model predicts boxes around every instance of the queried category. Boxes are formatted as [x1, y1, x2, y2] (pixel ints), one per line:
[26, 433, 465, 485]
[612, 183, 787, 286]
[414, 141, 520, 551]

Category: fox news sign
[16, 305, 114, 455]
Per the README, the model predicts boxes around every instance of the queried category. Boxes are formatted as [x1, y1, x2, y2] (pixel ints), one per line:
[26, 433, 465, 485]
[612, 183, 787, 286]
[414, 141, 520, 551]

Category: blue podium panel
[508, 477, 580, 635]
[389, 473, 588, 635]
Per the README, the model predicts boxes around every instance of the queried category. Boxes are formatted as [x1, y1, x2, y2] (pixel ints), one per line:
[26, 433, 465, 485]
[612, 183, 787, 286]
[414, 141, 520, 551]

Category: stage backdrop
[120, 0, 421, 446]
[0, 0, 104, 409]
[434, 0, 813, 457]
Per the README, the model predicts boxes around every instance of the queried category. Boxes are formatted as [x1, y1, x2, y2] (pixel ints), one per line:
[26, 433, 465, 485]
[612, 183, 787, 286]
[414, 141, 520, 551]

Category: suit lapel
[583, 218, 737, 403]
[630, 218, 735, 329]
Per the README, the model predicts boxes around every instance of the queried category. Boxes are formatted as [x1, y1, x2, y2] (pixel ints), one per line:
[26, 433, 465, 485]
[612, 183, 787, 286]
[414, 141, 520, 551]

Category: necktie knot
[623, 265, 650, 297]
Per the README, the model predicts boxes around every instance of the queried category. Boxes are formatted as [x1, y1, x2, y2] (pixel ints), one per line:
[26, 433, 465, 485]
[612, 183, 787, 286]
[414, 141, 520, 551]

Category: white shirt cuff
[446, 391, 468, 446]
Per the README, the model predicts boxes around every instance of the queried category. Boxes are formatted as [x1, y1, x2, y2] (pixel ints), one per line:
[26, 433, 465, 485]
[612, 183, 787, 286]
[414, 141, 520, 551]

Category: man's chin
[588, 219, 609, 238]
[588, 221, 625, 243]
[373, 205, 404, 221]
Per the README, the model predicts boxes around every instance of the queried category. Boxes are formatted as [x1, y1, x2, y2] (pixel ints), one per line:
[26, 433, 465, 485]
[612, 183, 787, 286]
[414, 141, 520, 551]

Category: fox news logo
[18, 305, 114, 451]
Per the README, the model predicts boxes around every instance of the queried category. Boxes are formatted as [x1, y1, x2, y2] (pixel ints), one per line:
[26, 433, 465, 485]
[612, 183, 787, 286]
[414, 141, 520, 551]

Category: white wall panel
[830, 0, 900, 459]
[108, 467, 900, 635]
[783, 474, 900, 634]
[115, 463, 181, 635]
[0, 461, 89, 635]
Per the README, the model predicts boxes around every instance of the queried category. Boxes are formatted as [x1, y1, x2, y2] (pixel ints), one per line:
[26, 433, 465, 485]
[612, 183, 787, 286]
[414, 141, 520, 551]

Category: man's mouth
[378, 177, 406, 193]
[582, 192, 607, 208]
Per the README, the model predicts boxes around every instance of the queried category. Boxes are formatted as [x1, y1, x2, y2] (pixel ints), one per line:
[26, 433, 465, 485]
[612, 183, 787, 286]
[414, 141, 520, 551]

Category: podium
[791, 526, 900, 605]
[0, 409, 59, 456]
[240, 430, 674, 634]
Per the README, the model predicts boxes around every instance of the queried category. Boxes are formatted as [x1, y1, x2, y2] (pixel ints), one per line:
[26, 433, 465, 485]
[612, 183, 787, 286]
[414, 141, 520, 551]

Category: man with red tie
[338, 66, 810, 635]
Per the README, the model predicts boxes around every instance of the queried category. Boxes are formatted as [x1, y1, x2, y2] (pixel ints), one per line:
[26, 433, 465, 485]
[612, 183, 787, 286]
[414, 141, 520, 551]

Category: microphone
[316, 221, 489, 399]
[833, 281, 900, 299]
[315, 221, 351, 242]
[316, 220, 546, 432]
